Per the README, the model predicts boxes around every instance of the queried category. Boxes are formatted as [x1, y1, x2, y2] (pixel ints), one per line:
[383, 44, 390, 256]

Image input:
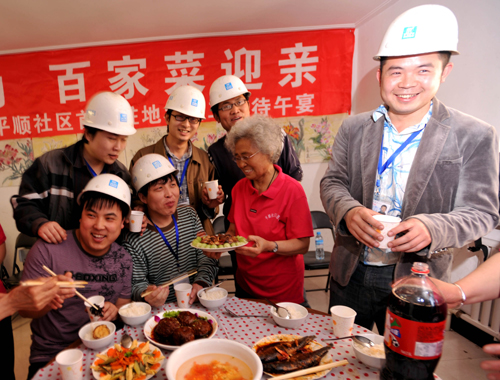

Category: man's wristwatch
[272, 241, 278, 253]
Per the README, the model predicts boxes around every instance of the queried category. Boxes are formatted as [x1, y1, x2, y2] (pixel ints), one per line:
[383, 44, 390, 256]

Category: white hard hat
[209, 75, 251, 107]
[77, 174, 131, 213]
[164, 86, 206, 120]
[131, 154, 178, 192]
[374, 4, 459, 60]
[82, 92, 136, 136]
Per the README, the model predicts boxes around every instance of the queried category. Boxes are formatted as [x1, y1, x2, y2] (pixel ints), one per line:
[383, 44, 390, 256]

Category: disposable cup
[204, 180, 219, 200]
[56, 349, 83, 380]
[373, 214, 402, 249]
[84, 295, 105, 322]
[330, 305, 357, 337]
[174, 283, 192, 308]
[129, 210, 144, 233]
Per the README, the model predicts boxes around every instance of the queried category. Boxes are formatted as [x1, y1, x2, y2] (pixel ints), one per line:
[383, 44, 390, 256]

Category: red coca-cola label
[384, 309, 445, 360]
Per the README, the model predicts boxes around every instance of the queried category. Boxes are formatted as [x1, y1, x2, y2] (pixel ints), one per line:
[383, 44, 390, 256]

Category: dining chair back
[304, 211, 334, 292]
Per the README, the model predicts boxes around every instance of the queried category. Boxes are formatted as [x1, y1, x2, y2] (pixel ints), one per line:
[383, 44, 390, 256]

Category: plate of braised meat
[253, 335, 333, 380]
[143, 309, 218, 350]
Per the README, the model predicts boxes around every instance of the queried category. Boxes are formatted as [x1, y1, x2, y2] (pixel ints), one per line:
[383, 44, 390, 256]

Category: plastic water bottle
[315, 232, 325, 260]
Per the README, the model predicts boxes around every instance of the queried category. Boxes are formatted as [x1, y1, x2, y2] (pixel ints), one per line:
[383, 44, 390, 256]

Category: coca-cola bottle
[380, 262, 447, 380]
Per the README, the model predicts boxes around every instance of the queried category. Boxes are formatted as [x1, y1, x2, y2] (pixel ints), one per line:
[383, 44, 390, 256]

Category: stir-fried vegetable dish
[91, 340, 164, 380]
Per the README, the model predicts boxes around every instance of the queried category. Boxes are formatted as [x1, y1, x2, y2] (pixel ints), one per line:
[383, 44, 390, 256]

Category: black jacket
[11, 140, 131, 236]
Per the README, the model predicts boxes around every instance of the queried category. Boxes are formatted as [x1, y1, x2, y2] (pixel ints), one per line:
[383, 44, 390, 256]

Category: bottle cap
[411, 262, 430, 274]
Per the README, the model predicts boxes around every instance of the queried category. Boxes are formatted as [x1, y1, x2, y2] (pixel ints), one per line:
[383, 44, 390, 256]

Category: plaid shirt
[164, 140, 192, 205]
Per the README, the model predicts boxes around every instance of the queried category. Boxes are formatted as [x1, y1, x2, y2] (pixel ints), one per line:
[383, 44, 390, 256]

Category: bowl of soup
[166, 338, 262, 380]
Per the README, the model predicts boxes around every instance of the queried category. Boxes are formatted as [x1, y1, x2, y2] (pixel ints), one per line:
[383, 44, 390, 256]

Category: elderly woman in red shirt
[224, 115, 313, 305]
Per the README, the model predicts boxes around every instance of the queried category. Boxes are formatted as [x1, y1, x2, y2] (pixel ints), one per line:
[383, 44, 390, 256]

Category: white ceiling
[0, 0, 395, 55]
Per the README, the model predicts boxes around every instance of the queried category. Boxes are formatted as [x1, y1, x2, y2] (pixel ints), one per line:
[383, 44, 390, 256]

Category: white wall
[353, 0, 500, 131]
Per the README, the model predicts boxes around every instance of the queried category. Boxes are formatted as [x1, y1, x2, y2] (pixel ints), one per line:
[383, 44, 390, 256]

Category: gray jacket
[320, 98, 499, 286]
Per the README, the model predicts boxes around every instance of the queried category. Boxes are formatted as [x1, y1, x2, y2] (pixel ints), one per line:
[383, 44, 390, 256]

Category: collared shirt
[362, 102, 433, 266]
[164, 139, 192, 206]
[228, 165, 313, 303]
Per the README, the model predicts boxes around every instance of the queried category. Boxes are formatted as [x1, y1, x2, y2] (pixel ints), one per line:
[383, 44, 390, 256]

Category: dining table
[33, 296, 441, 380]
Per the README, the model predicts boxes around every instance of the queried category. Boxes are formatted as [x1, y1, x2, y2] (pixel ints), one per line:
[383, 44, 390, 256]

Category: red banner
[0, 29, 354, 140]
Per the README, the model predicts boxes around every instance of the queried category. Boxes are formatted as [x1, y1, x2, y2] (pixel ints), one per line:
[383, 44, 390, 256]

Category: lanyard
[376, 128, 423, 188]
[148, 213, 180, 271]
[168, 157, 190, 194]
[84, 159, 106, 177]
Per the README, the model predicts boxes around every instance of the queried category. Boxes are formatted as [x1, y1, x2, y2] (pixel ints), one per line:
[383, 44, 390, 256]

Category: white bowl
[269, 302, 308, 329]
[78, 321, 116, 350]
[352, 333, 386, 369]
[197, 287, 228, 309]
[166, 338, 262, 380]
[118, 302, 151, 326]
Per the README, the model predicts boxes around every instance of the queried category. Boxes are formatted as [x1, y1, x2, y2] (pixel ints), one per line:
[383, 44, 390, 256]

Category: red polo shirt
[228, 165, 313, 303]
[0, 225, 7, 294]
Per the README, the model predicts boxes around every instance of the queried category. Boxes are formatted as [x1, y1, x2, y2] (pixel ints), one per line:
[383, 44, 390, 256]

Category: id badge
[373, 192, 391, 215]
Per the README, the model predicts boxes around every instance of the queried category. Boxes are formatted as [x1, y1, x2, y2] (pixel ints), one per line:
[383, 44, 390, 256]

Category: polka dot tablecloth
[35, 297, 441, 380]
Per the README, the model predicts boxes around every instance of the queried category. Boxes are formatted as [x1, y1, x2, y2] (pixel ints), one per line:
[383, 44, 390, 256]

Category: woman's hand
[143, 285, 169, 308]
[235, 235, 270, 257]
[482, 344, 500, 379]
[189, 283, 204, 305]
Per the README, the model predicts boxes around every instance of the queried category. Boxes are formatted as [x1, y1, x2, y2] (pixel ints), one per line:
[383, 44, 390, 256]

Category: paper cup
[174, 283, 192, 308]
[373, 215, 401, 249]
[56, 349, 83, 380]
[204, 180, 219, 200]
[129, 210, 144, 233]
[330, 305, 357, 337]
[84, 295, 105, 322]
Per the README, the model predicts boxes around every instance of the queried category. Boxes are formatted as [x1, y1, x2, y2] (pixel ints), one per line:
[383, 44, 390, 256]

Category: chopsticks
[140, 269, 197, 298]
[42, 265, 99, 310]
[21, 280, 87, 288]
[270, 360, 349, 380]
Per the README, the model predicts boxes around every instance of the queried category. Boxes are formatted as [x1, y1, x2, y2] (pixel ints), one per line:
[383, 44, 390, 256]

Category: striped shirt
[123, 206, 218, 303]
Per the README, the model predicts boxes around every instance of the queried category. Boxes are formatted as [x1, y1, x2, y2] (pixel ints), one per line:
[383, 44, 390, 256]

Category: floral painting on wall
[0, 113, 348, 187]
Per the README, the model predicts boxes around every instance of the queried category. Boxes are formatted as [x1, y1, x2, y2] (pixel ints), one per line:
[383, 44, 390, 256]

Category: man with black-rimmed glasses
[130, 85, 223, 235]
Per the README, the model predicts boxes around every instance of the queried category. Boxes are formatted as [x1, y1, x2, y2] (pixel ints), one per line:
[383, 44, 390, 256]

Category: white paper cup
[84, 295, 105, 322]
[330, 305, 357, 337]
[204, 180, 219, 200]
[129, 210, 144, 233]
[56, 349, 83, 380]
[174, 283, 192, 308]
[373, 215, 402, 249]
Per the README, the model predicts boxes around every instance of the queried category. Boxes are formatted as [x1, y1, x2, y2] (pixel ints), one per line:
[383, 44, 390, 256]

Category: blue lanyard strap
[148, 213, 180, 270]
[168, 157, 190, 194]
[377, 128, 423, 188]
[84, 159, 106, 177]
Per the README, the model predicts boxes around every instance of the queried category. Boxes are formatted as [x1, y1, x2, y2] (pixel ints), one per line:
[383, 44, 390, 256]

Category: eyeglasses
[233, 150, 260, 163]
[218, 98, 247, 112]
[171, 113, 202, 125]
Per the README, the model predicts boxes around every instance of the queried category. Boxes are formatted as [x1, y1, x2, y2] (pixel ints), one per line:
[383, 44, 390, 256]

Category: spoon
[265, 298, 291, 319]
[201, 281, 224, 296]
[120, 333, 133, 348]
[323, 335, 375, 348]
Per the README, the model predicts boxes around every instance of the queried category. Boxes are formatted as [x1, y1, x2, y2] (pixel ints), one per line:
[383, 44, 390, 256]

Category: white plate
[91, 342, 163, 380]
[190, 241, 248, 253]
[143, 309, 218, 350]
[253, 334, 333, 380]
